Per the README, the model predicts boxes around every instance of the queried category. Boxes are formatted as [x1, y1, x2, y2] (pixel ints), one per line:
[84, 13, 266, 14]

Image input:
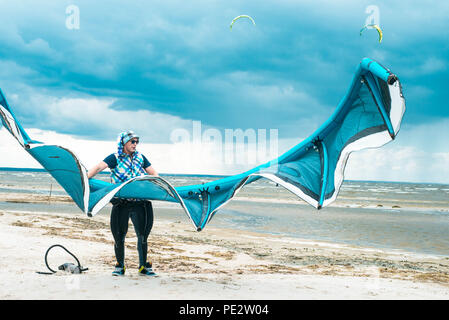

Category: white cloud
[345, 118, 449, 184]
[10, 93, 195, 143]
[401, 57, 447, 77]
[345, 146, 449, 184]
[0, 126, 262, 175]
[0, 129, 41, 168]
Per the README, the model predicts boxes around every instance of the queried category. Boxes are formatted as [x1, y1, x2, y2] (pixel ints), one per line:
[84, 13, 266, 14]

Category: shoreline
[1, 190, 448, 212]
[0, 208, 448, 299]
[2, 167, 449, 186]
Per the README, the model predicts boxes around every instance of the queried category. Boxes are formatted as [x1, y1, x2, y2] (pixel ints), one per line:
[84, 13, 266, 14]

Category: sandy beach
[0, 192, 448, 300]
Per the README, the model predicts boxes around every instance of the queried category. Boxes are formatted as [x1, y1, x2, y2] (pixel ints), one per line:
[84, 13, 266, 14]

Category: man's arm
[88, 161, 108, 179]
[145, 165, 158, 176]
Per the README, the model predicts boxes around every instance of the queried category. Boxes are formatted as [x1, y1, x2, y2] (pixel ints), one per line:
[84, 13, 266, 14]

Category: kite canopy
[0, 58, 405, 231]
[360, 24, 383, 43]
[230, 15, 256, 30]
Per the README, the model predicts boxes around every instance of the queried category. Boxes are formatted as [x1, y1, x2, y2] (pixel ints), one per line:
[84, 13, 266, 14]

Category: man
[88, 131, 158, 276]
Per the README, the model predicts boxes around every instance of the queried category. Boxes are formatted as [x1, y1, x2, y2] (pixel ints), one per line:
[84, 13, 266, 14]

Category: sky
[0, 0, 448, 183]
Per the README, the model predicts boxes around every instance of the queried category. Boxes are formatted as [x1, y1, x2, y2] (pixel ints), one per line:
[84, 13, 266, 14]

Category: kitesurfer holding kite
[88, 131, 158, 276]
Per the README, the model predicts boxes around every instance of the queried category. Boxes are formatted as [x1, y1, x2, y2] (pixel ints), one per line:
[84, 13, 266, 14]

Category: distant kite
[230, 15, 256, 30]
[360, 24, 383, 43]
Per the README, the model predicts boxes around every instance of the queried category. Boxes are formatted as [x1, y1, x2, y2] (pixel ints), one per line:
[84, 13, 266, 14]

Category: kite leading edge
[0, 58, 405, 231]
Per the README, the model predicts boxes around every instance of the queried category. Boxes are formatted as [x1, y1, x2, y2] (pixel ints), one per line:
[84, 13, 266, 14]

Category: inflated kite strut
[0, 58, 405, 231]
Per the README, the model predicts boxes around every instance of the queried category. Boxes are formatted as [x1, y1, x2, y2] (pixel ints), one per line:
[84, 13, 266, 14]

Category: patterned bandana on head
[110, 131, 146, 184]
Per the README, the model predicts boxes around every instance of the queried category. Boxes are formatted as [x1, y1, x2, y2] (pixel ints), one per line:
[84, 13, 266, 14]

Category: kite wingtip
[387, 74, 398, 85]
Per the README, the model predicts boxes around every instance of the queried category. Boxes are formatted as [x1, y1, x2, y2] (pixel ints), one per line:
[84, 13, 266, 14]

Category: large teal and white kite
[0, 58, 405, 231]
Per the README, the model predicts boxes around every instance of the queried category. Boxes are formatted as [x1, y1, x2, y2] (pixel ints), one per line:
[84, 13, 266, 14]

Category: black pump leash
[36, 244, 88, 275]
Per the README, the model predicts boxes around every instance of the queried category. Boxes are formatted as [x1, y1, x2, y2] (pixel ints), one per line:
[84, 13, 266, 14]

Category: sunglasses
[130, 139, 139, 145]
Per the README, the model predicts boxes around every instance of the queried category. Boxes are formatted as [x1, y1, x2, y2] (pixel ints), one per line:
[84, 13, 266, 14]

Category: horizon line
[0, 166, 448, 185]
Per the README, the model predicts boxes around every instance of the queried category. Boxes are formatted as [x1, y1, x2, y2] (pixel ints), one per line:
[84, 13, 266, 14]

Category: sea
[0, 168, 448, 257]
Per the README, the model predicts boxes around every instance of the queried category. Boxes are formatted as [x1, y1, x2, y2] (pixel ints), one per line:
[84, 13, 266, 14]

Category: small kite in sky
[360, 24, 383, 43]
[230, 15, 256, 30]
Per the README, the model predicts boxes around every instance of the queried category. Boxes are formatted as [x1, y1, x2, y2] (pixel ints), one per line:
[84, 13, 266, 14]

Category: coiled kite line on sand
[0, 58, 405, 231]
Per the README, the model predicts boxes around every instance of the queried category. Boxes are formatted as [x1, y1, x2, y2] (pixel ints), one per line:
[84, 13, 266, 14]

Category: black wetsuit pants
[110, 199, 154, 268]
